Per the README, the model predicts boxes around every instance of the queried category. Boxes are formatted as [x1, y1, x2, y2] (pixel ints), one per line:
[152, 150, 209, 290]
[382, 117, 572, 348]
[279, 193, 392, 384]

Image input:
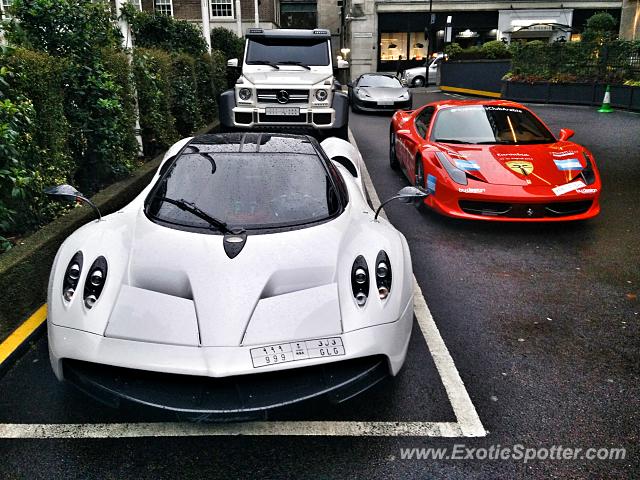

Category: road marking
[440, 85, 501, 98]
[0, 131, 485, 439]
[0, 305, 47, 365]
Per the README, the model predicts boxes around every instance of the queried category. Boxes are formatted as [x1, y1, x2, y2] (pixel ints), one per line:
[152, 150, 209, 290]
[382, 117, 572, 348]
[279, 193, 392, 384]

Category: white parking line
[0, 130, 485, 439]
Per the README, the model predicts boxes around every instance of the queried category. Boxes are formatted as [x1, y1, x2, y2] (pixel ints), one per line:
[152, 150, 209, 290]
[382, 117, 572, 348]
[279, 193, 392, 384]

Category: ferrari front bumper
[425, 180, 601, 221]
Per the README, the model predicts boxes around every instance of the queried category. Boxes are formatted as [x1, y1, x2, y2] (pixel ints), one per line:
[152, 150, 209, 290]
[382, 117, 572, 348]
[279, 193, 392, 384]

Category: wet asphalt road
[0, 90, 638, 479]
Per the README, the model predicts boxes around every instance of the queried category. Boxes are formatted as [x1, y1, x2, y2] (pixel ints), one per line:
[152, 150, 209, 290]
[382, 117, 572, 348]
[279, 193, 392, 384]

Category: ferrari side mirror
[558, 128, 575, 141]
[45, 184, 102, 221]
[374, 186, 429, 220]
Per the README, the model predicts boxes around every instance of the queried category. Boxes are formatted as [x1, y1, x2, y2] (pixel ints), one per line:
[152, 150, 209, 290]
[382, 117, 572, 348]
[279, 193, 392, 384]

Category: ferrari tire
[414, 157, 426, 211]
[389, 130, 399, 170]
[411, 76, 425, 88]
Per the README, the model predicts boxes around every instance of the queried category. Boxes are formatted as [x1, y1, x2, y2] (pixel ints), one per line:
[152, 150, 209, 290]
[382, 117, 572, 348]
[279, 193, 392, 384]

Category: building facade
[344, 0, 623, 78]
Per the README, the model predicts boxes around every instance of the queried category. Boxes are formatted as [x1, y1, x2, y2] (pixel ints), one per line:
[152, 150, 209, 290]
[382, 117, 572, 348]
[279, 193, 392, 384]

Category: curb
[0, 121, 219, 345]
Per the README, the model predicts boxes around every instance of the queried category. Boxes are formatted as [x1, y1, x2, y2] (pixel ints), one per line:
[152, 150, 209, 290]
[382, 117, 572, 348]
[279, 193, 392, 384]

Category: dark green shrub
[3, 48, 73, 231]
[133, 48, 178, 156]
[444, 43, 463, 59]
[583, 12, 618, 43]
[210, 27, 244, 61]
[481, 40, 510, 59]
[123, 6, 208, 57]
[211, 49, 229, 98]
[170, 53, 202, 136]
[195, 53, 217, 124]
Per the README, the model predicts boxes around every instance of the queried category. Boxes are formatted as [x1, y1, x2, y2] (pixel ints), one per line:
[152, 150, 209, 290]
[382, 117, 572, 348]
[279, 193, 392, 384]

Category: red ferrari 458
[389, 100, 601, 221]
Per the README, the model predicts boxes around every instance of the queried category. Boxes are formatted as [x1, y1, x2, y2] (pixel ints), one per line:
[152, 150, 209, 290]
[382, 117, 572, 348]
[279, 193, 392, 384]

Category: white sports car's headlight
[375, 251, 392, 300]
[351, 255, 369, 307]
[62, 251, 83, 303]
[356, 89, 371, 99]
[84, 256, 108, 309]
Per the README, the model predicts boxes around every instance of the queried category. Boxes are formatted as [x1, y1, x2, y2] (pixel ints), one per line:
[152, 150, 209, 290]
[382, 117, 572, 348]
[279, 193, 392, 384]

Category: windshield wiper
[155, 197, 241, 234]
[277, 61, 311, 70]
[433, 139, 474, 144]
[247, 60, 280, 70]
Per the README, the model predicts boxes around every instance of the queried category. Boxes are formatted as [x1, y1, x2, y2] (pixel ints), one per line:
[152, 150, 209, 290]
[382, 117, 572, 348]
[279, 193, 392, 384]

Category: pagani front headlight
[239, 88, 252, 101]
[83, 256, 107, 309]
[315, 89, 328, 101]
[351, 255, 369, 307]
[62, 251, 83, 303]
[375, 251, 392, 300]
[581, 152, 596, 185]
[435, 151, 468, 185]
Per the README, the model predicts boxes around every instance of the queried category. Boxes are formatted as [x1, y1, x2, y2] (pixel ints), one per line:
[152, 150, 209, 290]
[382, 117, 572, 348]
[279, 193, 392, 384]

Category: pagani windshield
[146, 141, 344, 233]
[431, 105, 556, 145]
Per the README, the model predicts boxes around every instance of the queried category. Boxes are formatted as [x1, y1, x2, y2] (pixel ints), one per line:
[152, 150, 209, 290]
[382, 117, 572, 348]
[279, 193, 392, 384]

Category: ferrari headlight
[581, 152, 596, 185]
[315, 89, 328, 101]
[62, 251, 83, 303]
[375, 251, 392, 300]
[435, 151, 468, 186]
[83, 256, 107, 309]
[357, 89, 371, 99]
[239, 88, 252, 101]
[351, 255, 369, 307]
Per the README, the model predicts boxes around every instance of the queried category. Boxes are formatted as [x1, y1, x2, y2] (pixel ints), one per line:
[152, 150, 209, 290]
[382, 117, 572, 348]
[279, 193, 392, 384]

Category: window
[129, 0, 142, 11]
[1, 0, 12, 19]
[211, 0, 233, 17]
[154, 0, 173, 16]
[246, 37, 330, 67]
[415, 106, 435, 139]
[380, 33, 408, 61]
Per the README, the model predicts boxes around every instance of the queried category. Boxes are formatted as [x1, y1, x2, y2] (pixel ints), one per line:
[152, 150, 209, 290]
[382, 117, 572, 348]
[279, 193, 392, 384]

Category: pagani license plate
[250, 337, 345, 368]
[377, 100, 394, 106]
[265, 107, 300, 116]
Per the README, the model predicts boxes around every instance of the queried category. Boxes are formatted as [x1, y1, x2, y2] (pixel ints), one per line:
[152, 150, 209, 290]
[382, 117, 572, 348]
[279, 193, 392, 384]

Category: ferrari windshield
[146, 149, 342, 232]
[359, 75, 402, 88]
[246, 38, 330, 66]
[431, 105, 556, 144]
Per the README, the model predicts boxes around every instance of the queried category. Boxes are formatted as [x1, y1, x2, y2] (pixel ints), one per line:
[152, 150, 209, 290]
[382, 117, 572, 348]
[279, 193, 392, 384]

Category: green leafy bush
[211, 49, 229, 99]
[123, 7, 208, 57]
[210, 27, 245, 61]
[133, 48, 178, 156]
[3, 48, 73, 231]
[444, 41, 511, 60]
[481, 40, 511, 59]
[195, 53, 217, 124]
[170, 53, 203, 137]
[444, 43, 463, 59]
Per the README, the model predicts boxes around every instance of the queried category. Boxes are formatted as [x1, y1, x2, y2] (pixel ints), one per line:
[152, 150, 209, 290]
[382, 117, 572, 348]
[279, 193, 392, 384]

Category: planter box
[502, 81, 640, 111]
[440, 59, 511, 96]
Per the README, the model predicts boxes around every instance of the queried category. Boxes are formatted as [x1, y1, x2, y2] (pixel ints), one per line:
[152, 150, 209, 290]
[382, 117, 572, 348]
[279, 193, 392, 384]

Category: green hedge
[133, 48, 178, 157]
[170, 53, 203, 137]
[445, 41, 511, 60]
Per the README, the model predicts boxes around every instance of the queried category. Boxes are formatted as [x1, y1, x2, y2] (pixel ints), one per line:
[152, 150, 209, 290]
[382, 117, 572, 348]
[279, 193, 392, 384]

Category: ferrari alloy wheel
[412, 77, 425, 88]
[389, 130, 399, 170]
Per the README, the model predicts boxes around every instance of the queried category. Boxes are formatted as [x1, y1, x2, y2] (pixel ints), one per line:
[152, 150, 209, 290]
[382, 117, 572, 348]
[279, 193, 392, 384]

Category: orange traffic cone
[598, 85, 614, 113]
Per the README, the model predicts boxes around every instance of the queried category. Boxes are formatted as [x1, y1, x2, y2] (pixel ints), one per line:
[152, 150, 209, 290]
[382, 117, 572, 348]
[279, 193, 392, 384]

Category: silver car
[399, 53, 443, 88]
[348, 74, 412, 113]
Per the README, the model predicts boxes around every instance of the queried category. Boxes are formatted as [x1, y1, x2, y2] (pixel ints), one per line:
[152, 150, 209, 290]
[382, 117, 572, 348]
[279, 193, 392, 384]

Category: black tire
[389, 129, 399, 170]
[350, 101, 360, 113]
[414, 157, 426, 211]
[412, 76, 425, 88]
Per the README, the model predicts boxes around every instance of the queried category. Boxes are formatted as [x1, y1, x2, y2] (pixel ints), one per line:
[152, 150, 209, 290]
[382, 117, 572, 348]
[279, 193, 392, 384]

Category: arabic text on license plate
[265, 107, 300, 116]
[377, 100, 394, 106]
[250, 337, 345, 368]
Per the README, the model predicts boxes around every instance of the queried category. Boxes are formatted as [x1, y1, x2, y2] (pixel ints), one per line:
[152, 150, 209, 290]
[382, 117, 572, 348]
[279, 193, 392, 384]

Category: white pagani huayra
[46, 132, 427, 418]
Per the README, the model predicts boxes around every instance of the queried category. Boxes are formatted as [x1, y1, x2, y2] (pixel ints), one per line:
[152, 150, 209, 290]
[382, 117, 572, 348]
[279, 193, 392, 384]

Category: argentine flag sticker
[554, 159, 583, 171]
[455, 159, 481, 171]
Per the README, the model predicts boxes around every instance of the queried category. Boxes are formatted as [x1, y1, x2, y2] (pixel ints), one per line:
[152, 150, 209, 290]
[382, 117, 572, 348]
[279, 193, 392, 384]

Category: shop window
[380, 33, 408, 61]
[408, 32, 427, 61]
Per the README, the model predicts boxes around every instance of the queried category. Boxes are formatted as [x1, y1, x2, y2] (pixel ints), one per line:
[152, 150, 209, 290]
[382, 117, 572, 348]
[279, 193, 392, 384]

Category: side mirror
[337, 59, 349, 69]
[558, 128, 575, 141]
[45, 184, 102, 221]
[374, 186, 429, 220]
[227, 58, 239, 68]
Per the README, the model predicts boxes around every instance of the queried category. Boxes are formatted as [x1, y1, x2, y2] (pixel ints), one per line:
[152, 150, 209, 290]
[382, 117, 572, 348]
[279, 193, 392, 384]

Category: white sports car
[46, 133, 425, 417]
